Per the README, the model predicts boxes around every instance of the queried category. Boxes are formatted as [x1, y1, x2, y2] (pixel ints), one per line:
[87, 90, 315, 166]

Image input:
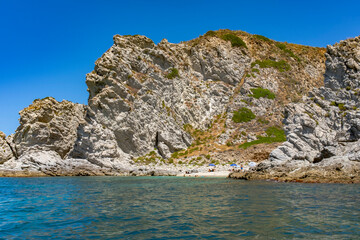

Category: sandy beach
[177, 170, 231, 178]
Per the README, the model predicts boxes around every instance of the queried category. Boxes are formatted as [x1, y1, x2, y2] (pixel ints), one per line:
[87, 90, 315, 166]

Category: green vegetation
[232, 107, 256, 123]
[134, 151, 162, 164]
[166, 68, 179, 79]
[275, 43, 301, 62]
[220, 34, 247, 48]
[204, 30, 217, 37]
[251, 59, 291, 72]
[249, 87, 276, 99]
[239, 126, 286, 149]
[252, 68, 259, 73]
[330, 101, 347, 111]
[240, 99, 253, 106]
[338, 103, 347, 111]
[183, 124, 193, 133]
[253, 34, 271, 42]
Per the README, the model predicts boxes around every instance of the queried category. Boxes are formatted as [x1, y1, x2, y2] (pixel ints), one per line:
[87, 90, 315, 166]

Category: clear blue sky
[1, 0, 359, 135]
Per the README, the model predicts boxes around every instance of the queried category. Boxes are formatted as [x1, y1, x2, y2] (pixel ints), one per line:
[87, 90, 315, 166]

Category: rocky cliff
[230, 36, 360, 183]
[0, 30, 327, 177]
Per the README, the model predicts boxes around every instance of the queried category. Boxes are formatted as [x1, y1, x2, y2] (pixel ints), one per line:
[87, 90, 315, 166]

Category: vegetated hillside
[0, 29, 326, 176]
[230, 35, 360, 183]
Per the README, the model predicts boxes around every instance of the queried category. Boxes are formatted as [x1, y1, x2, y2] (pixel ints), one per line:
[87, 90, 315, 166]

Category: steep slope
[231, 36, 360, 183]
[0, 30, 326, 176]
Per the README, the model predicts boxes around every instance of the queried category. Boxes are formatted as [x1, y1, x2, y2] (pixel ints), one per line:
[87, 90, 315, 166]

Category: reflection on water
[0, 177, 359, 239]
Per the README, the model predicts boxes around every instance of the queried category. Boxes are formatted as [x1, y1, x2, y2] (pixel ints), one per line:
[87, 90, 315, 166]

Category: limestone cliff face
[0, 30, 327, 176]
[0, 131, 13, 163]
[12, 97, 86, 158]
[231, 36, 360, 183]
[71, 30, 325, 165]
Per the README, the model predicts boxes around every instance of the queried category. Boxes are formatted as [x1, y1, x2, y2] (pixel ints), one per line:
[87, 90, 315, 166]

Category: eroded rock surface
[13, 97, 86, 158]
[233, 36, 360, 183]
[0, 131, 13, 163]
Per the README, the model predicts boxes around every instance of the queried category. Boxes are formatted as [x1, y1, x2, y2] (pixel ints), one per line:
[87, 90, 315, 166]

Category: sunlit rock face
[12, 97, 86, 159]
[241, 36, 360, 183]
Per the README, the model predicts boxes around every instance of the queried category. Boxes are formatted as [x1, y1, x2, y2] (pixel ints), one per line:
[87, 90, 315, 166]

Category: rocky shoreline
[229, 36, 360, 183]
[1, 30, 359, 183]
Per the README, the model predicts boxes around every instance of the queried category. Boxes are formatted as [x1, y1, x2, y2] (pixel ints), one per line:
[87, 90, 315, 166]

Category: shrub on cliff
[251, 59, 291, 72]
[232, 107, 255, 123]
[166, 68, 179, 79]
[204, 30, 217, 37]
[220, 34, 247, 48]
[275, 43, 301, 62]
[253, 34, 271, 42]
[239, 126, 286, 149]
[250, 88, 276, 99]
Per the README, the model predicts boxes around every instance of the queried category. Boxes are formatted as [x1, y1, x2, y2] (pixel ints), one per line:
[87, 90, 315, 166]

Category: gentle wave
[0, 177, 359, 239]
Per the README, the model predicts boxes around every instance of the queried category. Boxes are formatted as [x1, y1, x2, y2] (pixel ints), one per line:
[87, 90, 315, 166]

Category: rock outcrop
[0, 30, 329, 177]
[71, 30, 324, 166]
[12, 97, 86, 158]
[0, 131, 13, 164]
[231, 36, 360, 183]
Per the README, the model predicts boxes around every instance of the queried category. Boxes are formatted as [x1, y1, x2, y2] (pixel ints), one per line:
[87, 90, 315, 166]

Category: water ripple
[0, 177, 359, 239]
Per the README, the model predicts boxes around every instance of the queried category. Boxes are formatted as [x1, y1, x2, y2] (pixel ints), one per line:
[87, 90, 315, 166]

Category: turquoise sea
[0, 177, 359, 239]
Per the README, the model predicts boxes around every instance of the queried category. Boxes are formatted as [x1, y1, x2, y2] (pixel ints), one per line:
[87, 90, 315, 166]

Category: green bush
[220, 34, 247, 48]
[205, 30, 217, 37]
[338, 103, 347, 111]
[252, 68, 260, 73]
[275, 43, 301, 62]
[171, 151, 179, 159]
[166, 68, 179, 79]
[330, 101, 347, 111]
[250, 87, 276, 99]
[232, 107, 256, 123]
[239, 126, 286, 149]
[253, 34, 271, 42]
[251, 59, 291, 72]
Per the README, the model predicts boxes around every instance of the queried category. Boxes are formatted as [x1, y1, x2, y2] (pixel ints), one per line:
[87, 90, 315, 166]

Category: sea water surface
[0, 177, 359, 239]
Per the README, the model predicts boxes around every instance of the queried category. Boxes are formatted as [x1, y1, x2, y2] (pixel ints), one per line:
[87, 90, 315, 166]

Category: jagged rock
[0, 132, 13, 163]
[0, 150, 117, 176]
[12, 97, 86, 159]
[80, 34, 250, 159]
[243, 36, 360, 182]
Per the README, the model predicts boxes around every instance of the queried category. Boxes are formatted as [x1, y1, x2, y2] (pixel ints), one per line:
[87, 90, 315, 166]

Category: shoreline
[177, 170, 231, 178]
[1, 170, 359, 184]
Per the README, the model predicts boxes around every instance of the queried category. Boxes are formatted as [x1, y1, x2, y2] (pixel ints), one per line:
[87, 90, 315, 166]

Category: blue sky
[1, 0, 360, 135]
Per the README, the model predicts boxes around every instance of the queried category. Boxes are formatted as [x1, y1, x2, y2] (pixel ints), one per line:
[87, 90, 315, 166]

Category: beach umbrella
[248, 162, 257, 167]
[230, 164, 237, 167]
[208, 163, 216, 167]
